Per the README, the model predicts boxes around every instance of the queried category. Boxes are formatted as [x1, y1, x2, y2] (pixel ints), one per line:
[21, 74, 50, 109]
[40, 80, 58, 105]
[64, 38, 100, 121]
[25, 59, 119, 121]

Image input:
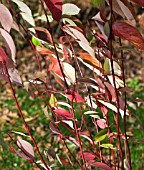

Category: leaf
[17, 140, 35, 160]
[63, 25, 95, 57]
[49, 56, 63, 77]
[53, 108, 73, 119]
[63, 62, 76, 84]
[78, 152, 96, 161]
[0, 4, 13, 32]
[86, 97, 97, 109]
[100, 143, 115, 149]
[0, 28, 16, 62]
[34, 27, 53, 44]
[104, 58, 110, 74]
[104, 82, 117, 102]
[49, 94, 57, 107]
[131, 0, 144, 6]
[62, 3, 80, 15]
[12, 147, 32, 162]
[0, 46, 7, 62]
[63, 18, 77, 26]
[65, 90, 85, 103]
[98, 100, 129, 118]
[79, 132, 93, 143]
[115, 0, 136, 25]
[62, 120, 74, 129]
[79, 53, 102, 71]
[32, 36, 42, 46]
[0, 59, 22, 86]
[113, 21, 144, 50]
[57, 101, 72, 109]
[91, 0, 105, 9]
[11, 0, 35, 26]
[44, 0, 62, 22]
[36, 46, 53, 55]
[95, 128, 108, 142]
[91, 162, 112, 170]
[49, 122, 62, 135]
[97, 119, 106, 129]
[37, 14, 53, 22]
[106, 0, 136, 25]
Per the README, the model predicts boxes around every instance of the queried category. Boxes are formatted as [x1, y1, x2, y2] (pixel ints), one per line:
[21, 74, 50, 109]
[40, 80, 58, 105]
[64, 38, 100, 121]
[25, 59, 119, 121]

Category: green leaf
[104, 58, 110, 74]
[91, 0, 105, 9]
[32, 36, 41, 46]
[95, 128, 108, 142]
[100, 143, 115, 149]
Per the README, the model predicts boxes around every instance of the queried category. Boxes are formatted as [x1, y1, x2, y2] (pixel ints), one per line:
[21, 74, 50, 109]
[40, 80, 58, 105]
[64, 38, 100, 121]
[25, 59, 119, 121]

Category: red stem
[108, 0, 124, 169]
[3, 62, 50, 170]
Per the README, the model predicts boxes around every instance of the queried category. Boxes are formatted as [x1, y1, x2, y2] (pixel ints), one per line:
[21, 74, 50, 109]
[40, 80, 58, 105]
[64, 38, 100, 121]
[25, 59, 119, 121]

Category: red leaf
[131, 0, 144, 6]
[104, 82, 116, 102]
[113, 21, 144, 50]
[44, 0, 62, 22]
[36, 46, 54, 55]
[0, 47, 7, 62]
[91, 162, 112, 170]
[78, 152, 96, 161]
[54, 108, 73, 119]
[65, 90, 85, 103]
[58, 157, 68, 167]
[0, 4, 13, 32]
[49, 56, 63, 77]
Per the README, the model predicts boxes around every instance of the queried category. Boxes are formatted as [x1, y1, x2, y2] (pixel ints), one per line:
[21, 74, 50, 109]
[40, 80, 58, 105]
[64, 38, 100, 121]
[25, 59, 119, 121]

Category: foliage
[0, 0, 144, 170]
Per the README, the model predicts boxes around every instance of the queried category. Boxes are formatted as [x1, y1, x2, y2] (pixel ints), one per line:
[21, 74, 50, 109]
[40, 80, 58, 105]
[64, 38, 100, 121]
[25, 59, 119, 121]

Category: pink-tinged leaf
[49, 122, 62, 135]
[92, 12, 108, 39]
[0, 28, 16, 62]
[0, 59, 22, 86]
[131, 0, 144, 6]
[63, 26, 95, 57]
[44, 0, 62, 22]
[78, 152, 96, 161]
[65, 90, 85, 103]
[0, 4, 13, 32]
[104, 82, 116, 102]
[115, 0, 136, 25]
[53, 108, 73, 119]
[17, 140, 35, 160]
[12, 148, 33, 162]
[68, 137, 79, 146]
[91, 162, 112, 170]
[0, 46, 8, 62]
[97, 119, 106, 129]
[113, 21, 144, 50]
